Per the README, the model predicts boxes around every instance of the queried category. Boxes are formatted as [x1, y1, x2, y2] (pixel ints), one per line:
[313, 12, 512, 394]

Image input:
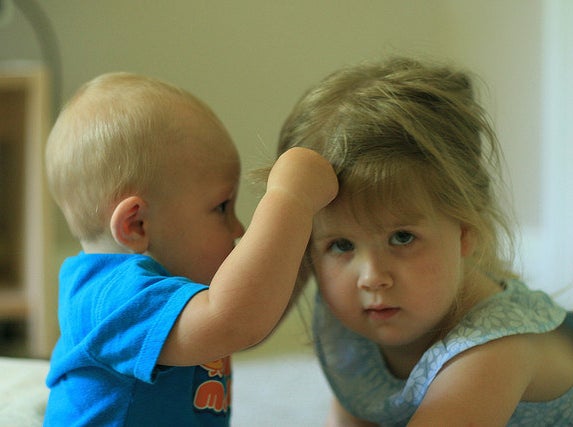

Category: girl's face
[310, 192, 473, 351]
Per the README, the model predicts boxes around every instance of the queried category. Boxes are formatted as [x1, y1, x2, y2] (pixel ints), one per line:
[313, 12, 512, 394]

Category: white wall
[522, 0, 573, 303]
[1, 1, 568, 308]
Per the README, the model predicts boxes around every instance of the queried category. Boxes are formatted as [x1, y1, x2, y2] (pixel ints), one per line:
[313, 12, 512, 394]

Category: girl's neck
[380, 330, 443, 379]
[380, 271, 503, 380]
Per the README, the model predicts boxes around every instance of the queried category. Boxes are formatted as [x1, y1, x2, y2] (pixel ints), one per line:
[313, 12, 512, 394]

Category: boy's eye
[216, 200, 230, 214]
[328, 238, 354, 254]
[389, 231, 415, 246]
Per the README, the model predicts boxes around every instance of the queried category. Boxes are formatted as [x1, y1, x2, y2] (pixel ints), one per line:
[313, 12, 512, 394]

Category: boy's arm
[159, 147, 338, 366]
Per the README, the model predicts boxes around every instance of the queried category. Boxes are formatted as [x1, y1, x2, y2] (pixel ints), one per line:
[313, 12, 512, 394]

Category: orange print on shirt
[194, 356, 232, 414]
[201, 356, 231, 378]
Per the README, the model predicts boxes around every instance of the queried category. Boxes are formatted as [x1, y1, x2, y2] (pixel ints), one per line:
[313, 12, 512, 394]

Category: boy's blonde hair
[277, 57, 516, 302]
[46, 72, 207, 242]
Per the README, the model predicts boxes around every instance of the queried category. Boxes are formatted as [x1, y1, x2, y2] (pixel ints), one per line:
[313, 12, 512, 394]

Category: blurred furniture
[0, 62, 55, 358]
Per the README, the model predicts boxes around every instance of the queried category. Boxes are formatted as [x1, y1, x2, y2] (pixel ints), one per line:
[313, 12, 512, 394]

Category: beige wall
[1, 0, 543, 229]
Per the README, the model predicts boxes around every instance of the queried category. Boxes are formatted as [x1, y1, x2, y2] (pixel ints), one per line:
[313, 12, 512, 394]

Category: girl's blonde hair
[277, 57, 516, 306]
[46, 72, 207, 242]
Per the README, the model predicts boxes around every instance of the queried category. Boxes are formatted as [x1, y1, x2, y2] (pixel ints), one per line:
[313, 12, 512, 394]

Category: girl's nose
[357, 257, 392, 291]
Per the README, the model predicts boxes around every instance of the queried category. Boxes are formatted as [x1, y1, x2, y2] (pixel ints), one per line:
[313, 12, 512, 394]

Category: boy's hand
[267, 147, 339, 214]
[161, 147, 338, 366]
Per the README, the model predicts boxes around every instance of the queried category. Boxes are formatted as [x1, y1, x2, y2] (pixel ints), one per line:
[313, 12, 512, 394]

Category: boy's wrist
[263, 186, 316, 217]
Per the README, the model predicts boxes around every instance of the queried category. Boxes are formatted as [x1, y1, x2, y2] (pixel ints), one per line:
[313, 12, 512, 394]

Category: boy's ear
[110, 196, 149, 253]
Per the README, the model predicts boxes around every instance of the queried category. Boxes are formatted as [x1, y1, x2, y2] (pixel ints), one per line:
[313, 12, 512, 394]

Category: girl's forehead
[347, 172, 435, 211]
[316, 190, 430, 231]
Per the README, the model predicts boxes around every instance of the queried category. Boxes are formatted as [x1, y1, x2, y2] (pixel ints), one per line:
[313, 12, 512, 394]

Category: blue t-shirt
[44, 252, 231, 426]
[314, 279, 573, 426]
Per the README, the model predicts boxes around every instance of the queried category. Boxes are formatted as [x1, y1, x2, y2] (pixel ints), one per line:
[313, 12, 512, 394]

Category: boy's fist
[267, 147, 338, 214]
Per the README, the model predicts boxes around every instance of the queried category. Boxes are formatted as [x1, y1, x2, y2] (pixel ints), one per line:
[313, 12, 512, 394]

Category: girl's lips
[365, 306, 400, 320]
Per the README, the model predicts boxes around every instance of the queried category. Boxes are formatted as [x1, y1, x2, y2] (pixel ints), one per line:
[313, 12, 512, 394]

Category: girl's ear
[460, 224, 475, 258]
[110, 196, 149, 253]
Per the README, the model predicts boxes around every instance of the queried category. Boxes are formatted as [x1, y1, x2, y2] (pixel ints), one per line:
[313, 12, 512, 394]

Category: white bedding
[0, 354, 331, 427]
[0, 357, 49, 427]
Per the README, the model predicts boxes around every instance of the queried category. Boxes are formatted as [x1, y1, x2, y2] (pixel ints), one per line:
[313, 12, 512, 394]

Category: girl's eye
[328, 238, 354, 254]
[389, 231, 415, 246]
[216, 200, 230, 214]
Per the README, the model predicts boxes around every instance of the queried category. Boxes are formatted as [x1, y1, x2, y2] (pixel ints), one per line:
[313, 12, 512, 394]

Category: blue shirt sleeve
[48, 253, 208, 385]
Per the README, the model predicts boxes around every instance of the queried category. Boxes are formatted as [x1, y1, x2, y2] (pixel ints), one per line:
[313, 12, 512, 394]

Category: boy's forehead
[174, 138, 239, 177]
[155, 137, 240, 202]
[176, 103, 238, 158]
[156, 102, 240, 187]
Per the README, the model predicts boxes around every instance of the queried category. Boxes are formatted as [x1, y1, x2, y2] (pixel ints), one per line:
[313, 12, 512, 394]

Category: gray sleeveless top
[313, 279, 573, 426]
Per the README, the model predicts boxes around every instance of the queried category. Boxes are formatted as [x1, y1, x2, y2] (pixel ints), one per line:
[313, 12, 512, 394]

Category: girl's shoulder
[520, 318, 573, 402]
[416, 282, 573, 424]
[443, 279, 573, 404]
[414, 279, 568, 392]
[452, 278, 568, 343]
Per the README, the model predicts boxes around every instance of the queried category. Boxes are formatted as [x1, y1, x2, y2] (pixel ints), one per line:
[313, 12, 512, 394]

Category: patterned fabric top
[313, 279, 573, 426]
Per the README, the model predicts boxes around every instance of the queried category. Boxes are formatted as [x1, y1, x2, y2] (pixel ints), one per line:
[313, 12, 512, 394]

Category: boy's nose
[357, 257, 392, 291]
[233, 217, 245, 239]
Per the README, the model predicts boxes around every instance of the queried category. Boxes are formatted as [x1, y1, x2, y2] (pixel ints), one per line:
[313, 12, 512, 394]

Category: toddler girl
[277, 57, 573, 426]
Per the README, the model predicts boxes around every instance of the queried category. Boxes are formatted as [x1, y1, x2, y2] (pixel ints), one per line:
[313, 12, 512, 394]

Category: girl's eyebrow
[387, 217, 426, 228]
[311, 219, 350, 242]
[312, 206, 430, 238]
[311, 232, 340, 243]
[379, 209, 428, 227]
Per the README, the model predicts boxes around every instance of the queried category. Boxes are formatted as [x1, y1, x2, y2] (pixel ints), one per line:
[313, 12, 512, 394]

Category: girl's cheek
[318, 268, 351, 300]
